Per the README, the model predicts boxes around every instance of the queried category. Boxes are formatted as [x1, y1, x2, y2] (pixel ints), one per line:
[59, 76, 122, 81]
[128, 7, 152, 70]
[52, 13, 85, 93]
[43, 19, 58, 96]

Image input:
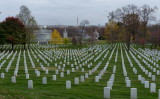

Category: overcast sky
[0, 0, 160, 26]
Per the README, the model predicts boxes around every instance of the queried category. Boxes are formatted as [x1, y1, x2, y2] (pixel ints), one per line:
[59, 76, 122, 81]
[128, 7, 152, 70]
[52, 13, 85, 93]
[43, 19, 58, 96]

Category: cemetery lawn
[0, 43, 159, 99]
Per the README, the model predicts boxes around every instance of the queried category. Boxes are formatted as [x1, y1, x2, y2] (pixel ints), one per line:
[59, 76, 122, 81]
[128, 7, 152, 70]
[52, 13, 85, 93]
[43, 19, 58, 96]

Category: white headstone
[14, 71, 17, 76]
[26, 74, 29, 79]
[80, 75, 84, 82]
[6, 68, 8, 72]
[25, 69, 28, 74]
[28, 80, 33, 89]
[36, 71, 40, 77]
[74, 78, 79, 85]
[66, 80, 71, 89]
[67, 70, 70, 75]
[72, 68, 75, 72]
[62, 68, 65, 72]
[151, 75, 155, 81]
[150, 83, 156, 93]
[124, 71, 127, 76]
[144, 81, 149, 88]
[55, 70, 59, 74]
[89, 70, 92, 75]
[58, 66, 61, 69]
[145, 70, 148, 75]
[157, 70, 160, 75]
[11, 76, 16, 83]
[126, 80, 131, 87]
[1, 73, 4, 78]
[42, 77, 47, 84]
[138, 75, 141, 81]
[35, 69, 38, 74]
[148, 72, 152, 77]
[85, 73, 88, 78]
[125, 77, 129, 83]
[104, 87, 110, 99]
[76, 66, 79, 70]
[107, 81, 113, 90]
[52, 75, 56, 81]
[55, 63, 57, 67]
[95, 76, 99, 82]
[99, 74, 102, 79]
[158, 89, 160, 99]
[141, 77, 145, 84]
[60, 72, 64, 77]
[81, 68, 84, 72]
[131, 88, 137, 99]
[153, 68, 156, 72]
[45, 69, 48, 74]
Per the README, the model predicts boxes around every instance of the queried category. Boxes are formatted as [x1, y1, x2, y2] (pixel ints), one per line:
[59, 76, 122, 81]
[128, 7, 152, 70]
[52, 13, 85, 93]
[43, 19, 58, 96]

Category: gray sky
[0, 0, 160, 26]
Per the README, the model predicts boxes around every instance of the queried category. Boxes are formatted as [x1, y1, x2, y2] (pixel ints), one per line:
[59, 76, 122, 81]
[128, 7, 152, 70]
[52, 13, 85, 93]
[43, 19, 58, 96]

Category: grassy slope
[0, 44, 159, 99]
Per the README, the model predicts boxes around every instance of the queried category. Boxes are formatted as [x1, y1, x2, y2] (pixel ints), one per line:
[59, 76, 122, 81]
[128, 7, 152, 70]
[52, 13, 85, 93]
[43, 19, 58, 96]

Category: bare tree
[17, 5, 32, 25]
[123, 13, 140, 51]
[79, 20, 89, 45]
[26, 17, 38, 49]
[108, 4, 140, 51]
[16, 5, 38, 50]
[105, 21, 120, 43]
[108, 11, 115, 22]
[139, 4, 158, 47]
[148, 23, 160, 48]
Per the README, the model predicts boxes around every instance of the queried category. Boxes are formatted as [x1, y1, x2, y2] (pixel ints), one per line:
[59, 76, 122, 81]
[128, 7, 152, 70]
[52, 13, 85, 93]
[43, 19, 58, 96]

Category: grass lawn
[0, 43, 159, 99]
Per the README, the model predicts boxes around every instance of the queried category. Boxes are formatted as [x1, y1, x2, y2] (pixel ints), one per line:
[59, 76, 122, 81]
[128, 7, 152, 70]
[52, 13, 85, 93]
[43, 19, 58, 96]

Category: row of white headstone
[6, 51, 17, 73]
[21, 45, 113, 90]
[63, 46, 114, 90]
[131, 48, 160, 84]
[132, 46, 159, 70]
[126, 45, 158, 92]
[0, 44, 159, 98]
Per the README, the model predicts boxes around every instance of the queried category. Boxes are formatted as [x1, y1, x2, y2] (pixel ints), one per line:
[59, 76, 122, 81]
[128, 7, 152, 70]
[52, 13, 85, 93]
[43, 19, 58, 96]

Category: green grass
[0, 43, 159, 99]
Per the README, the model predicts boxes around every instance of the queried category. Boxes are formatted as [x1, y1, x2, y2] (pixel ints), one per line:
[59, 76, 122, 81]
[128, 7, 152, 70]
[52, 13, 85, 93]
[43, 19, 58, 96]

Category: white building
[83, 30, 99, 40]
[94, 30, 100, 40]
[34, 26, 52, 44]
[63, 29, 68, 38]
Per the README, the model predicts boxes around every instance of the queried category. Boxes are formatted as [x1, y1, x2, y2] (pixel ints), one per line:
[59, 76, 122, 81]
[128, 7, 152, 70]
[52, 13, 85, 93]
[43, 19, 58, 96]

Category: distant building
[94, 30, 100, 40]
[63, 29, 68, 38]
[79, 29, 99, 40]
[34, 25, 101, 44]
[34, 26, 52, 44]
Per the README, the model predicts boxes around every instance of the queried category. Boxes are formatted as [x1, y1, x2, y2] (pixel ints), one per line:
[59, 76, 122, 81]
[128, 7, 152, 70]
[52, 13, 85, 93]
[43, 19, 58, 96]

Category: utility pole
[77, 17, 79, 27]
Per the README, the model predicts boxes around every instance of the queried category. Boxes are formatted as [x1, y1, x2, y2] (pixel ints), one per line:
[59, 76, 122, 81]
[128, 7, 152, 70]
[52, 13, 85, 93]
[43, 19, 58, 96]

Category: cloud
[0, 0, 160, 25]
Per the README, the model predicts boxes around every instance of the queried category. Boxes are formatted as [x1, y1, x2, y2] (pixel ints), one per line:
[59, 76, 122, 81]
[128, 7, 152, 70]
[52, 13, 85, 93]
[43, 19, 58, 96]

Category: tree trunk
[0, 44, 2, 51]
[24, 43, 26, 50]
[142, 24, 147, 48]
[11, 42, 14, 51]
[150, 41, 153, 49]
[126, 33, 131, 52]
[154, 41, 157, 49]
[80, 31, 82, 46]
[28, 44, 30, 50]
[127, 39, 130, 51]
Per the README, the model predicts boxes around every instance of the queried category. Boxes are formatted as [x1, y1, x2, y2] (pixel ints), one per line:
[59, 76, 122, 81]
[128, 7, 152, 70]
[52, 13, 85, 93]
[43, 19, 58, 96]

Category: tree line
[0, 4, 159, 51]
[0, 5, 38, 50]
[105, 4, 159, 50]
